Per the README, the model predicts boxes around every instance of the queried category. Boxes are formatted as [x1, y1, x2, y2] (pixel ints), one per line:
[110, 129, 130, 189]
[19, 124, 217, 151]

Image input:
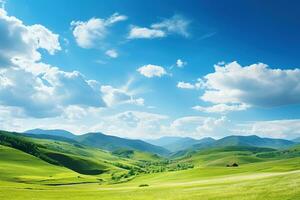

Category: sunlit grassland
[1, 143, 300, 200]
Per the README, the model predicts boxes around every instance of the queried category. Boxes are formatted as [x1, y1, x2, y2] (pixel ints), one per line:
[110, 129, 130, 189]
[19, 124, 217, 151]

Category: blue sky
[1, 0, 300, 139]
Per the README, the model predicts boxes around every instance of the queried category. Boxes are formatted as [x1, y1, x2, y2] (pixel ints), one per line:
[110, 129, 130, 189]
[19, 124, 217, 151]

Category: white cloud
[62, 105, 88, 121]
[28, 24, 61, 54]
[105, 49, 118, 58]
[90, 111, 168, 138]
[200, 61, 300, 108]
[106, 12, 128, 24]
[177, 79, 204, 89]
[0, 8, 61, 68]
[161, 116, 229, 138]
[71, 13, 127, 48]
[0, 64, 106, 118]
[0, 9, 149, 119]
[176, 59, 186, 68]
[231, 119, 300, 139]
[0, 9, 128, 118]
[128, 26, 165, 39]
[151, 15, 190, 37]
[217, 61, 225, 66]
[137, 64, 167, 78]
[101, 85, 144, 107]
[128, 15, 190, 39]
[177, 82, 195, 89]
[192, 103, 250, 113]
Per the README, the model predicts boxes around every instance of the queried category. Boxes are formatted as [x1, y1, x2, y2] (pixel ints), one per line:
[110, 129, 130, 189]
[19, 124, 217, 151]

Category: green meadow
[1, 131, 300, 199]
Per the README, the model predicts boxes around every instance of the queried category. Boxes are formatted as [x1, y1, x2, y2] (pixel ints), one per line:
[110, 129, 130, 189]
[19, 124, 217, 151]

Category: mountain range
[147, 136, 215, 152]
[23, 129, 297, 155]
[24, 129, 169, 156]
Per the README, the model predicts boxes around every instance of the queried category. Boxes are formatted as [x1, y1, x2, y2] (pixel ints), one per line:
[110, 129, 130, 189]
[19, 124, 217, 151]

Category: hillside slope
[76, 132, 170, 156]
[192, 135, 295, 150]
[24, 129, 76, 139]
[0, 131, 132, 175]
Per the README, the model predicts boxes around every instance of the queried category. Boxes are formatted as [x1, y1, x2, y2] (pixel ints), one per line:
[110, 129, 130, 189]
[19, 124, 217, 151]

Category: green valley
[1, 130, 300, 199]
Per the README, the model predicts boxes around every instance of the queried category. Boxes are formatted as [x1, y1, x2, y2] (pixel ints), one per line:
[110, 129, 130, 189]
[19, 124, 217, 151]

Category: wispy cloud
[128, 15, 190, 39]
[70, 13, 127, 48]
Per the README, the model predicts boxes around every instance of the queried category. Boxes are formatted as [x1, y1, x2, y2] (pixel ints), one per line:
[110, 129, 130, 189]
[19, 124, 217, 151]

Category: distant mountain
[193, 135, 295, 150]
[76, 132, 170, 156]
[293, 137, 300, 143]
[24, 129, 76, 139]
[24, 133, 78, 144]
[147, 136, 215, 152]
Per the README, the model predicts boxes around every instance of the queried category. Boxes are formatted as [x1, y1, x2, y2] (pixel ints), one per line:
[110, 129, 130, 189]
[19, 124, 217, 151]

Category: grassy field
[1, 159, 300, 199]
[1, 130, 300, 199]
[1, 144, 300, 199]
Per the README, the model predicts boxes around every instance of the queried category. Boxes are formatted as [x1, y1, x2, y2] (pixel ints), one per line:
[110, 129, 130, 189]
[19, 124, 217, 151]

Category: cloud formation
[177, 79, 203, 89]
[101, 85, 144, 106]
[0, 8, 61, 68]
[151, 15, 190, 37]
[137, 64, 167, 78]
[176, 59, 186, 68]
[128, 26, 165, 39]
[192, 104, 249, 113]
[232, 119, 300, 139]
[201, 61, 300, 108]
[185, 61, 300, 113]
[71, 13, 127, 48]
[0, 9, 143, 118]
[105, 49, 118, 58]
[0, 64, 106, 118]
[128, 15, 190, 39]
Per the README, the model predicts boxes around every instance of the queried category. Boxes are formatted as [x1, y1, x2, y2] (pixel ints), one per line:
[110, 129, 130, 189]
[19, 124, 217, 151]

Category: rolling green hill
[0, 144, 79, 183]
[192, 135, 295, 150]
[23, 129, 170, 156]
[24, 133, 78, 143]
[25, 129, 76, 139]
[0, 131, 137, 176]
[76, 132, 170, 156]
[1, 130, 300, 200]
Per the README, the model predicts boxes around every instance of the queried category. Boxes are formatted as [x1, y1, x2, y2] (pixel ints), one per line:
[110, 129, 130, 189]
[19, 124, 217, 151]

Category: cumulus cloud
[0, 9, 150, 119]
[200, 61, 300, 108]
[128, 15, 190, 39]
[90, 111, 168, 138]
[0, 8, 61, 68]
[160, 116, 229, 138]
[106, 12, 128, 24]
[101, 85, 144, 107]
[0, 9, 141, 118]
[177, 79, 204, 89]
[137, 64, 167, 78]
[192, 103, 250, 113]
[62, 105, 88, 121]
[177, 82, 195, 89]
[71, 13, 127, 48]
[0, 64, 106, 118]
[176, 59, 186, 68]
[128, 26, 165, 39]
[105, 49, 118, 58]
[28, 24, 61, 54]
[231, 119, 300, 139]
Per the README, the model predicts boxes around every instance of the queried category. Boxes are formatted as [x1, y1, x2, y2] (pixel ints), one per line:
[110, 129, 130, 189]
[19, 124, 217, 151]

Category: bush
[226, 163, 239, 167]
[139, 184, 149, 187]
